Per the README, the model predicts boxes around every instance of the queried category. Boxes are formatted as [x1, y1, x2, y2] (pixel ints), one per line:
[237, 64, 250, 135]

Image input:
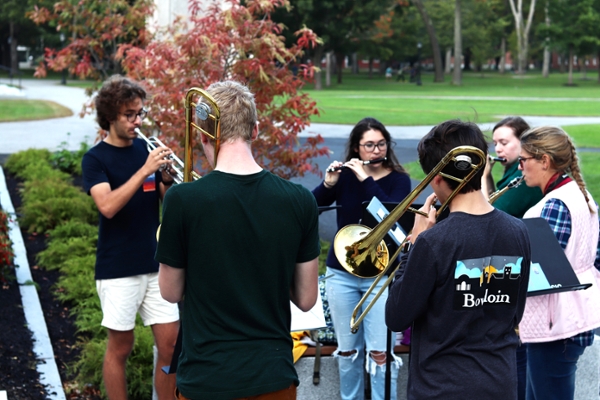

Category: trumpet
[332, 146, 486, 333]
[326, 157, 388, 172]
[135, 128, 201, 184]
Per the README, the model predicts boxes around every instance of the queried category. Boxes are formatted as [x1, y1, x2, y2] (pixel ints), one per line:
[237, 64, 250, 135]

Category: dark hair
[493, 116, 530, 139]
[344, 117, 406, 173]
[95, 75, 147, 131]
[418, 119, 487, 193]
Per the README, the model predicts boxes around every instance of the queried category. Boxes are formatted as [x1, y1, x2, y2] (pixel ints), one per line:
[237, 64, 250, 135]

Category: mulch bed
[0, 171, 101, 399]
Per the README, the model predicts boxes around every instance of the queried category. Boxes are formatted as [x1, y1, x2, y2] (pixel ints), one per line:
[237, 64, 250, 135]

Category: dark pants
[175, 384, 297, 400]
[525, 340, 586, 400]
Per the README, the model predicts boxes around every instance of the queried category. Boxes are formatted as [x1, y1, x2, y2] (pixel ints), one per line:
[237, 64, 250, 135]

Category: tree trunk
[499, 37, 506, 74]
[508, 0, 537, 75]
[9, 22, 19, 76]
[598, 50, 600, 83]
[463, 47, 472, 71]
[581, 56, 587, 80]
[413, 0, 444, 82]
[351, 53, 359, 74]
[325, 50, 331, 88]
[453, 0, 462, 85]
[335, 52, 344, 84]
[368, 57, 374, 79]
[567, 45, 574, 85]
[312, 46, 324, 90]
[542, 2, 550, 78]
[445, 48, 452, 74]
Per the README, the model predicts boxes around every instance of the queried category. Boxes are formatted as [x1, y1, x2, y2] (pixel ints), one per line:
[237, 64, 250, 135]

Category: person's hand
[483, 154, 496, 178]
[324, 161, 343, 188]
[344, 158, 369, 182]
[411, 193, 437, 242]
[142, 146, 174, 176]
[161, 165, 177, 185]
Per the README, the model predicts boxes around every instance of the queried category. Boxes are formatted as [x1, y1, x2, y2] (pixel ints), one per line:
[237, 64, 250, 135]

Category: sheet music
[290, 290, 326, 332]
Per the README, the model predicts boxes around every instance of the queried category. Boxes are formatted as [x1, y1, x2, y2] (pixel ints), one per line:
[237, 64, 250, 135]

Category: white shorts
[96, 273, 179, 331]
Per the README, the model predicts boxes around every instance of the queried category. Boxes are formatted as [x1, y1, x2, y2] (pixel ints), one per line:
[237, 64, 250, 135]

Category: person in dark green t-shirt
[156, 81, 320, 400]
[483, 117, 543, 218]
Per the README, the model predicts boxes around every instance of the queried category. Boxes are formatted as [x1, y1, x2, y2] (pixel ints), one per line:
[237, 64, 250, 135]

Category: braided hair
[520, 126, 594, 213]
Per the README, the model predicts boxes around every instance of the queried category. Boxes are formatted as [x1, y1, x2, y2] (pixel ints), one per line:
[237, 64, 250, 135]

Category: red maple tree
[28, 0, 154, 81]
[119, 0, 327, 179]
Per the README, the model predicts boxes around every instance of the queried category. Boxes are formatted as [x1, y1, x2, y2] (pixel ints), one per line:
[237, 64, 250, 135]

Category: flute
[491, 157, 506, 162]
[326, 157, 387, 172]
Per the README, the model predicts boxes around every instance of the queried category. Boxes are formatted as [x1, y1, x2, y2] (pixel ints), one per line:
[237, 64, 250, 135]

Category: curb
[0, 166, 66, 400]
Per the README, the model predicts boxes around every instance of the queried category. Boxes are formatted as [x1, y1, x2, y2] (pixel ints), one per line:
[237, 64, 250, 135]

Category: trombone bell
[333, 225, 389, 278]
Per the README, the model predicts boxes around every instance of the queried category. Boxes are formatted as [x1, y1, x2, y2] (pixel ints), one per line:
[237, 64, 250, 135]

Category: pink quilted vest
[520, 181, 600, 343]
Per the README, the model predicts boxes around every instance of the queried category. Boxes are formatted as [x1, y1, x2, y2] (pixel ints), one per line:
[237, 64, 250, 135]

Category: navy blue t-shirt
[82, 139, 161, 279]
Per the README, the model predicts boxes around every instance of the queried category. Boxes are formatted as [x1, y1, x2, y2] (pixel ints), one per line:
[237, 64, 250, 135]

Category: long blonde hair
[520, 126, 594, 213]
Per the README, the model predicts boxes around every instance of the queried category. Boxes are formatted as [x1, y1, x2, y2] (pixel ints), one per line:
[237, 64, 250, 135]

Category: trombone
[135, 87, 221, 184]
[332, 146, 486, 333]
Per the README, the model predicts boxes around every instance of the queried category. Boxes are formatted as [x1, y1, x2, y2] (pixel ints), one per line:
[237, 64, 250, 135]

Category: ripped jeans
[326, 267, 401, 400]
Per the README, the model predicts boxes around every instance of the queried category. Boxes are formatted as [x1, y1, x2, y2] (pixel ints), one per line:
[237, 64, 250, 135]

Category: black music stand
[360, 197, 407, 400]
[523, 218, 591, 296]
[318, 205, 341, 215]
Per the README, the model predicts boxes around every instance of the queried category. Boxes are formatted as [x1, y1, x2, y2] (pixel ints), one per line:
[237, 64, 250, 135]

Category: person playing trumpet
[313, 117, 411, 400]
[82, 75, 180, 400]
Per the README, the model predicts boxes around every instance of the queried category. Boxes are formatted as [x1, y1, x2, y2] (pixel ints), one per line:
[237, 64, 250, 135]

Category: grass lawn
[0, 99, 73, 122]
[304, 71, 600, 125]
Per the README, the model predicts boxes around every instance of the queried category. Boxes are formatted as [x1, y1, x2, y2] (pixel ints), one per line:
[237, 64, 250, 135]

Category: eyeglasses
[359, 141, 388, 152]
[122, 108, 148, 122]
[518, 156, 535, 167]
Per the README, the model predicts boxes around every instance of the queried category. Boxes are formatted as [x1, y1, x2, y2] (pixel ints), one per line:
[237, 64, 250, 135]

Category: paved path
[3, 79, 600, 152]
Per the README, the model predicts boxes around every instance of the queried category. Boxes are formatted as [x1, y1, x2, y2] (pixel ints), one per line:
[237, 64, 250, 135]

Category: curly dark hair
[95, 75, 146, 131]
[418, 119, 487, 193]
[343, 117, 406, 174]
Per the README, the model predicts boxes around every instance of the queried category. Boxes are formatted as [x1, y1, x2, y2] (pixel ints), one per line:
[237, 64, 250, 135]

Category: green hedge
[5, 148, 155, 399]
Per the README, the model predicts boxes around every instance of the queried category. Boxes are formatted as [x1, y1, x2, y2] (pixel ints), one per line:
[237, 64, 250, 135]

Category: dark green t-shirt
[494, 162, 543, 218]
[156, 169, 320, 399]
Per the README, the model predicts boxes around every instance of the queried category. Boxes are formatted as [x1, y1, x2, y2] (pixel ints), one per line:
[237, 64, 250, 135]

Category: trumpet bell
[333, 224, 389, 278]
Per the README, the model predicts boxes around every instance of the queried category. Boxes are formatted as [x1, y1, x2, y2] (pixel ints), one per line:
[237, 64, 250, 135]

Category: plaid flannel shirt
[541, 199, 600, 346]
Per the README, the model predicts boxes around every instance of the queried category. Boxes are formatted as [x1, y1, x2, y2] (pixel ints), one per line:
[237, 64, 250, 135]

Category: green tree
[412, 0, 444, 82]
[542, 0, 600, 84]
[275, 0, 396, 87]
[0, 0, 40, 74]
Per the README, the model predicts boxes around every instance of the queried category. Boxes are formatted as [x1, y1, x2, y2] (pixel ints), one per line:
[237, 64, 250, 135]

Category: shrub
[19, 162, 71, 183]
[50, 140, 90, 176]
[20, 196, 98, 234]
[4, 149, 52, 176]
[73, 322, 155, 400]
[37, 237, 97, 271]
[19, 179, 97, 233]
[48, 221, 98, 241]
